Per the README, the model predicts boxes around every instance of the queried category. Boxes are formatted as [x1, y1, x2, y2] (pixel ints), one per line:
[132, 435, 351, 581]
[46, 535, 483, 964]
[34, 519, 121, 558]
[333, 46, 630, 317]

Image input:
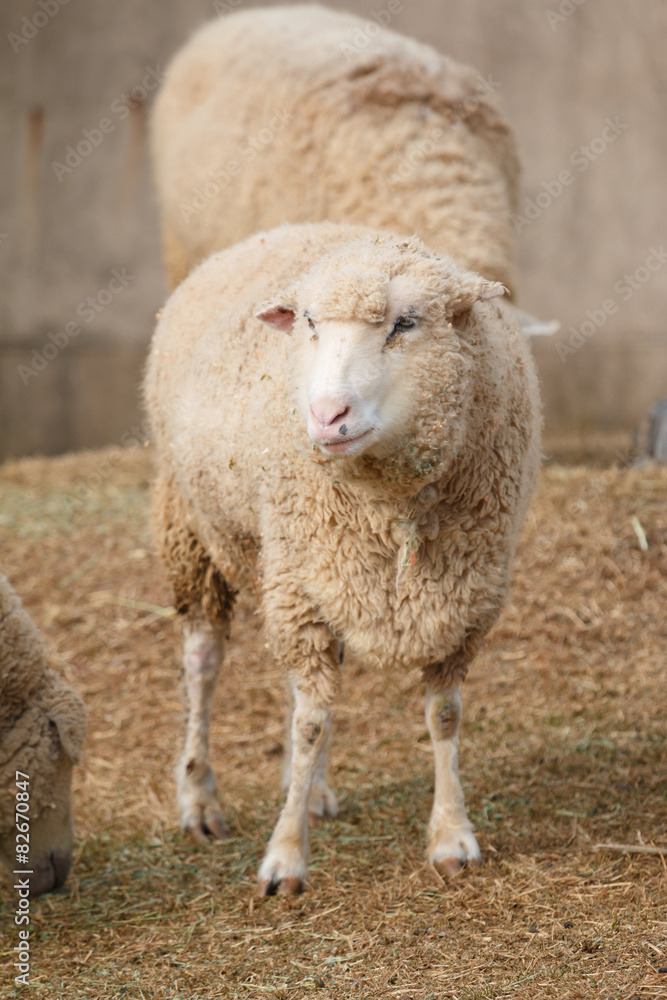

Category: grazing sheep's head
[257, 237, 504, 471]
[0, 672, 86, 896]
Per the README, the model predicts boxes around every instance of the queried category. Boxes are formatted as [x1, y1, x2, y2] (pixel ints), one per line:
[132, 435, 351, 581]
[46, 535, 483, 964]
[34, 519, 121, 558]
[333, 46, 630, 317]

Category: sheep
[0, 571, 86, 896]
[144, 220, 541, 894]
[151, 3, 519, 294]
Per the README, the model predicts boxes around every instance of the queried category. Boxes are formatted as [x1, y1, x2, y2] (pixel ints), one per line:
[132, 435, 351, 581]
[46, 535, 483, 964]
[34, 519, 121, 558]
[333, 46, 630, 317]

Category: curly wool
[152, 3, 519, 292]
[0, 573, 86, 846]
[145, 222, 541, 696]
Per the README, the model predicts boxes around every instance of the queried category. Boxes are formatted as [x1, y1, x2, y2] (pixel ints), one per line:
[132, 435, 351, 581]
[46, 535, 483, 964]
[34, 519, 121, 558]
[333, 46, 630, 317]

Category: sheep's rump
[152, 3, 519, 290]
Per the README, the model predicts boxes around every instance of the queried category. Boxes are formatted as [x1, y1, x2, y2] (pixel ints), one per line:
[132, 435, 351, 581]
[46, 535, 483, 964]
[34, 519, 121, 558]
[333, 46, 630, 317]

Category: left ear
[256, 302, 297, 332]
[47, 683, 87, 764]
[447, 278, 506, 318]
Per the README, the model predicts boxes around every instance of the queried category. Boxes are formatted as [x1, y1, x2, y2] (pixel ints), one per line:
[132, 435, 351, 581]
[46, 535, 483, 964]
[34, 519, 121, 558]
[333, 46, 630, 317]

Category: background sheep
[145, 220, 541, 894]
[152, 3, 519, 293]
[0, 572, 86, 896]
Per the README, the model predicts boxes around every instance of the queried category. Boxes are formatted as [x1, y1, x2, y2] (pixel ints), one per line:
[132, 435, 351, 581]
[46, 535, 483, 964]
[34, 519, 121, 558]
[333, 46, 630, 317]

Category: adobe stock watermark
[513, 116, 628, 233]
[13, 771, 32, 987]
[64, 419, 151, 512]
[16, 268, 135, 385]
[386, 73, 500, 190]
[545, 0, 587, 31]
[179, 108, 294, 223]
[51, 66, 165, 182]
[557, 246, 667, 362]
[339, 0, 413, 61]
[8, 0, 70, 54]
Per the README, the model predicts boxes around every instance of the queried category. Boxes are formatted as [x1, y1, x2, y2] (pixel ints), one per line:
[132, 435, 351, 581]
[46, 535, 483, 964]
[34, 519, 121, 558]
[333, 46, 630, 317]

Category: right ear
[256, 303, 296, 333]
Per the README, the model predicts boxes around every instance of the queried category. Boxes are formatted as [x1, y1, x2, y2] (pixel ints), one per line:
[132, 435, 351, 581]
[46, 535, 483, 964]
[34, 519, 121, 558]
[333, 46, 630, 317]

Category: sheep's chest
[293, 505, 478, 671]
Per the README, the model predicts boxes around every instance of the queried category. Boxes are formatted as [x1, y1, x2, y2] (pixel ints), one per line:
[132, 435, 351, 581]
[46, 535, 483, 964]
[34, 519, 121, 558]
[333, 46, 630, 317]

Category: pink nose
[310, 398, 350, 429]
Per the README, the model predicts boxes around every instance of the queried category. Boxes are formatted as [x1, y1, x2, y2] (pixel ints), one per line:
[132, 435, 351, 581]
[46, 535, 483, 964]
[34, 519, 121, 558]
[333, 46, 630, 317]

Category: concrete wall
[1, 0, 666, 458]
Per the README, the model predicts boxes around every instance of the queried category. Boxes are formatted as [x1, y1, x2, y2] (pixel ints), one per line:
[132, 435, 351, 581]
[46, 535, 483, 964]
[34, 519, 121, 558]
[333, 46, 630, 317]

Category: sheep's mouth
[314, 429, 372, 455]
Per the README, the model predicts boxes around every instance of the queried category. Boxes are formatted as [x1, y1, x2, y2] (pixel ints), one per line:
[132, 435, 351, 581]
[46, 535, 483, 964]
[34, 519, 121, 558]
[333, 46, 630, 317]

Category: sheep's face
[297, 276, 429, 459]
[258, 243, 504, 465]
[0, 676, 86, 896]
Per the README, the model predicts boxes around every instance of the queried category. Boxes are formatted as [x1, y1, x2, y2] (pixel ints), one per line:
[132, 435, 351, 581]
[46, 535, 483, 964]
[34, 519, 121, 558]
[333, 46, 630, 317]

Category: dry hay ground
[0, 445, 665, 1000]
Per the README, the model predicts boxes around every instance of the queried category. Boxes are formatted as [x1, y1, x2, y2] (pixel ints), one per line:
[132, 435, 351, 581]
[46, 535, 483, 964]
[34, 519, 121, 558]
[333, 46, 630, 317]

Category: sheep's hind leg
[424, 678, 481, 877]
[177, 618, 228, 843]
[282, 671, 338, 825]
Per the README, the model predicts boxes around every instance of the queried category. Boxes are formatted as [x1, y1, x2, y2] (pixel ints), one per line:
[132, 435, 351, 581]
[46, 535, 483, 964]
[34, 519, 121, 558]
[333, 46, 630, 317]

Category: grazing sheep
[145, 221, 541, 894]
[152, 3, 519, 293]
[0, 572, 86, 896]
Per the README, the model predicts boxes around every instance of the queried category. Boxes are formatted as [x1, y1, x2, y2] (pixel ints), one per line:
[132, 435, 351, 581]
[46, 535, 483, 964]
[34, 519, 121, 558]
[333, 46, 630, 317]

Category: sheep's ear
[512, 307, 561, 337]
[47, 687, 86, 764]
[256, 304, 296, 333]
[448, 279, 506, 317]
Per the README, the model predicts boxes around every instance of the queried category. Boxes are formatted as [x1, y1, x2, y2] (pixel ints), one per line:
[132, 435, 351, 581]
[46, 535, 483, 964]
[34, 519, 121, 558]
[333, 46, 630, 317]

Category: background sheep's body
[0, 572, 86, 896]
[145, 221, 541, 893]
[152, 3, 519, 293]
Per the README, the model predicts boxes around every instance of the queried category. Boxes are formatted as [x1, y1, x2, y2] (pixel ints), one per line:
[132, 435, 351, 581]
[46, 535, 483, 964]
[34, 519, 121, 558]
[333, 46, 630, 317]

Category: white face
[298, 275, 423, 458]
[257, 251, 503, 463]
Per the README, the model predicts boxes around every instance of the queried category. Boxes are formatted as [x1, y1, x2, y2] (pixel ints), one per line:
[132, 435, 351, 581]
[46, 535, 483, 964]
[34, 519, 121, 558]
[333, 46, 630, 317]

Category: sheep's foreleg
[259, 673, 335, 895]
[282, 674, 338, 824]
[177, 618, 227, 843]
[425, 680, 481, 877]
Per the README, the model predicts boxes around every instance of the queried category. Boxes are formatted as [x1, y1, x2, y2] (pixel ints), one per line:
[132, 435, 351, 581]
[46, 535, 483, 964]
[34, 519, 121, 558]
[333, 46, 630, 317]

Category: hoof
[434, 856, 469, 879]
[429, 827, 481, 879]
[178, 762, 227, 844]
[204, 816, 228, 840]
[183, 811, 228, 844]
[258, 875, 304, 897]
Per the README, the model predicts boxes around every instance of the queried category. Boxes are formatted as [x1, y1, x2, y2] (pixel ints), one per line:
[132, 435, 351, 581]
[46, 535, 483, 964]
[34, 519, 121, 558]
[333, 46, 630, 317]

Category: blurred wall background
[1, 0, 665, 459]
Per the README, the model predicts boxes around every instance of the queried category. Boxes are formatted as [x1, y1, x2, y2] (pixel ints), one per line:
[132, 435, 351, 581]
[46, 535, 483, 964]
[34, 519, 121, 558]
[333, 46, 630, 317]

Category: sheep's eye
[386, 314, 418, 344]
[303, 313, 318, 342]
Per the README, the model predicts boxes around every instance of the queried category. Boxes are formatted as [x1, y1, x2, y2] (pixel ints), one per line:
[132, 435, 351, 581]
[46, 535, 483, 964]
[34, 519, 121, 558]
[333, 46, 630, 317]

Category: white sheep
[145, 221, 541, 894]
[152, 3, 519, 294]
[0, 572, 86, 896]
